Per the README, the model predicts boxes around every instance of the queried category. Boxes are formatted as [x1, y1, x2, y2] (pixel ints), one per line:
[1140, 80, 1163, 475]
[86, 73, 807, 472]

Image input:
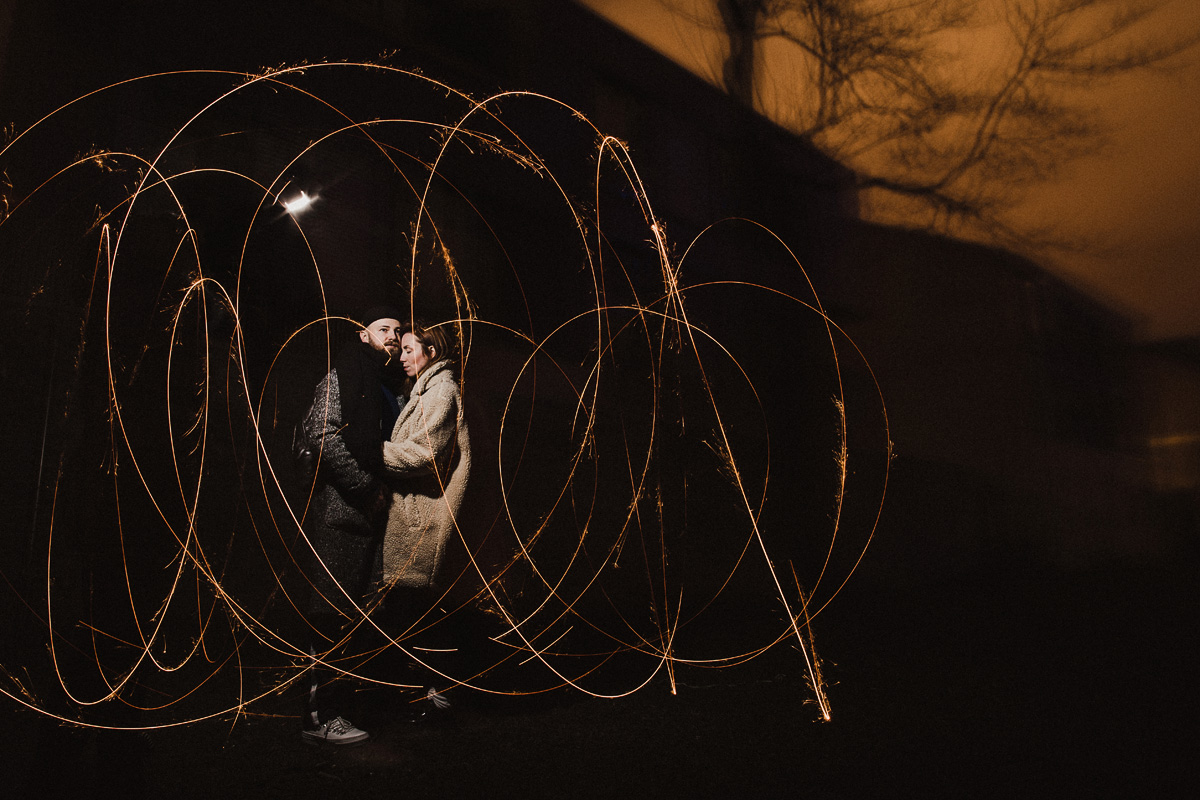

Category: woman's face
[400, 332, 432, 377]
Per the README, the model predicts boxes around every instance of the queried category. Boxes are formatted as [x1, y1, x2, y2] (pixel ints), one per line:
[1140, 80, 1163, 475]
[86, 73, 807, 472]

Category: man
[298, 306, 405, 745]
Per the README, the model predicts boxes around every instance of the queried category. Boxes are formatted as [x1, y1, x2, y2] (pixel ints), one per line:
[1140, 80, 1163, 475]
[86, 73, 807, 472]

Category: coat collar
[410, 358, 453, 396]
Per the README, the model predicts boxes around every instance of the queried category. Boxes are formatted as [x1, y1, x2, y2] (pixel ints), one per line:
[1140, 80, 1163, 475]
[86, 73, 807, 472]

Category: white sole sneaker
[301, 715, 369, 745]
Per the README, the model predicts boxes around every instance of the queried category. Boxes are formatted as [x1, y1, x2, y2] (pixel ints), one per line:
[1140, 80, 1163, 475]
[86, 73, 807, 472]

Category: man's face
[359, 318, 403, 358]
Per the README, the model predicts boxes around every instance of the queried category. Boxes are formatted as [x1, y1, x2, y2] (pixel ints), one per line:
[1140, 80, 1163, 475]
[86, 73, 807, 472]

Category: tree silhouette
[668, 0, 1198, 247]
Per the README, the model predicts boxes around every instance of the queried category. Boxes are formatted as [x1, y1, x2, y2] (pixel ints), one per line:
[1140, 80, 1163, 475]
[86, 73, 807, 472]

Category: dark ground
[8, 554, 1195, 799]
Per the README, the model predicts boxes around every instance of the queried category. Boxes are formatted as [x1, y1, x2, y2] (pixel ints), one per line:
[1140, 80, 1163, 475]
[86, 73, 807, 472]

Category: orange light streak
[0, 62, 889, 732]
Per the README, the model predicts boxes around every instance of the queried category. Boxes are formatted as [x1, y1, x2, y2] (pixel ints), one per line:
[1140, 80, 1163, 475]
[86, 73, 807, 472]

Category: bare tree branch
[659, 0, 1200, 249]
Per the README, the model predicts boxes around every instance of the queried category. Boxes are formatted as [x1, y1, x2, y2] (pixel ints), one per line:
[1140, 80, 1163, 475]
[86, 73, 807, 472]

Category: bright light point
[282, 190, 315, 215]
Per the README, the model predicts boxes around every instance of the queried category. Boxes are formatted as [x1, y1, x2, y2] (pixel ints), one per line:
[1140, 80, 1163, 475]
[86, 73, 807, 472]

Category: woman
[380, 323, 471, 588]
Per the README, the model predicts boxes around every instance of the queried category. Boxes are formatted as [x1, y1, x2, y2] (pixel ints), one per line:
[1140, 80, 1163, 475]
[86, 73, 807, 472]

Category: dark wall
[0, 0, 1171, 610]
[828, 220, 1161, 573]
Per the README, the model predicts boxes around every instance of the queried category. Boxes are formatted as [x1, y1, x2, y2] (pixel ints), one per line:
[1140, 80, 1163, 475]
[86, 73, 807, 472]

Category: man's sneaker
[426, 686, 451, 710]
[301, 716, 369, 745]
[404, 687, 453, 725]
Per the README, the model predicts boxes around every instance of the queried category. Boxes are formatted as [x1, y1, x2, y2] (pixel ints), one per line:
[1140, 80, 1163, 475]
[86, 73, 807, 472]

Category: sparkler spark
[0, 62, 890, 732]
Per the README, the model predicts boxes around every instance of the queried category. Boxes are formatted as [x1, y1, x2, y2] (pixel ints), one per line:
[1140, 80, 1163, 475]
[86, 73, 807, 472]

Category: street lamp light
[281, 190, 315, 216]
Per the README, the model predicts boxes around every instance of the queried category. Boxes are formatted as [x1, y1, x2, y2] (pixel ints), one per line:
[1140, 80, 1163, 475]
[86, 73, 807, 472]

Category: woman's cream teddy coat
[381, 359, 470, 587]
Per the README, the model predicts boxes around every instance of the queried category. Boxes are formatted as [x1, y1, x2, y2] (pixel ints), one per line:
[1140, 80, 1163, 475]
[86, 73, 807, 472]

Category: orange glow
[580, 0, 1200, 340]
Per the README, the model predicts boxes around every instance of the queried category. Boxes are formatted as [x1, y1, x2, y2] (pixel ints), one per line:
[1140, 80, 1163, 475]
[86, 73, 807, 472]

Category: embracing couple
[298, 306, 470, 745]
